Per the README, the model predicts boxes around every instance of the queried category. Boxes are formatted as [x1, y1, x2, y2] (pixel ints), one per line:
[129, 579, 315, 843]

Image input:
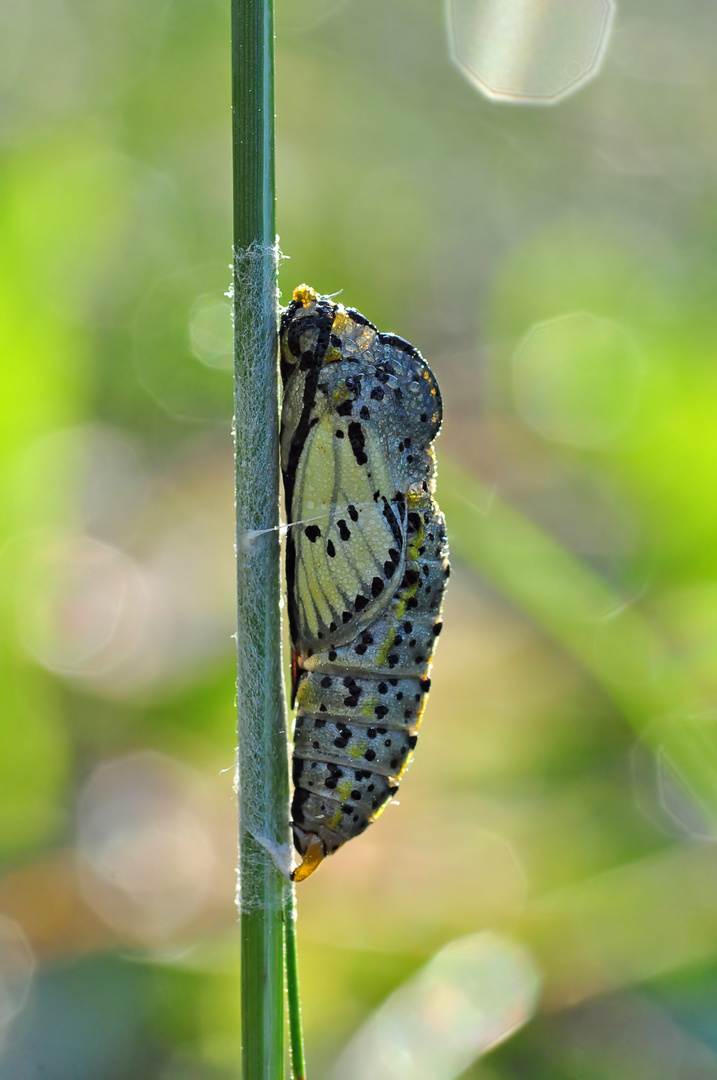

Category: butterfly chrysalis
[280, 285, 449, 881]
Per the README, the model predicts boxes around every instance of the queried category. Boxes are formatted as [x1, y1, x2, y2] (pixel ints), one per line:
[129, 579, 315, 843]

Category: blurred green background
[2, 0, 717, 1076]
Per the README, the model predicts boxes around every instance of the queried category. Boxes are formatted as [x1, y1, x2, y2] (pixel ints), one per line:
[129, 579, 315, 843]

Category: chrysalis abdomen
[280, 285, 449, 880]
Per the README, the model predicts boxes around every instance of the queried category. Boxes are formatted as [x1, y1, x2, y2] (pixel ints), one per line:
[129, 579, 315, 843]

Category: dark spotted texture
[280, 285, 449, 878]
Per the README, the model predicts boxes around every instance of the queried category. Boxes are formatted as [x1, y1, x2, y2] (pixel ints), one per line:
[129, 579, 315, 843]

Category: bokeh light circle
[448, 0, 615, 103]
[133, 264, 233, 421]
[329, 932, 540, 1080]
[76, 753, 217, 944]
[18, 536, 148, 677]
[189, 294, 233, 371]
[512, 312, 643, 447]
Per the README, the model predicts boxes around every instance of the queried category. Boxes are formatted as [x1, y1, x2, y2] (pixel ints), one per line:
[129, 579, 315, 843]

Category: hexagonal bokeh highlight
[447, 0, 615, 103]
[512, 313, 643, 447]
[329, 932, 540, 1080]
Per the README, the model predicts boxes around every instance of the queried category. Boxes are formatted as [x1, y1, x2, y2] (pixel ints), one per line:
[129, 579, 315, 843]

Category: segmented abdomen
[291, 495, 449, 873]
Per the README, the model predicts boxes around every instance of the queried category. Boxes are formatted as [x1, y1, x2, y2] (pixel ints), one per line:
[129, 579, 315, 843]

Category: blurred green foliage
[2, 0, 717, 1076]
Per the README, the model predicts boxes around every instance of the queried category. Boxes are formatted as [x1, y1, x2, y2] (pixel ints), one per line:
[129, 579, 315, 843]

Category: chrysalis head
[280, 285, 442, 439]
[279, 285, 337, 379]
[280, 285, 380, 377]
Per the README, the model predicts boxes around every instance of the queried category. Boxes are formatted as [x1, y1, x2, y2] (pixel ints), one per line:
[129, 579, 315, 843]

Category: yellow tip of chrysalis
[291, 835, 326, 882]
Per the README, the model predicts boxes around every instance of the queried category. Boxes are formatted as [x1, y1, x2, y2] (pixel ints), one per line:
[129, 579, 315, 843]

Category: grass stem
[285, 883, 307, 1079]
[231, 1, 292, 1077]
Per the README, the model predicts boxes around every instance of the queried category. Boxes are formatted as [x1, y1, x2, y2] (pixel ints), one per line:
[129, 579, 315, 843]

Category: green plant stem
[232, 0, 275, 244]
[231, 1, 290, 1078]
[285, 883, 307, 1080]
